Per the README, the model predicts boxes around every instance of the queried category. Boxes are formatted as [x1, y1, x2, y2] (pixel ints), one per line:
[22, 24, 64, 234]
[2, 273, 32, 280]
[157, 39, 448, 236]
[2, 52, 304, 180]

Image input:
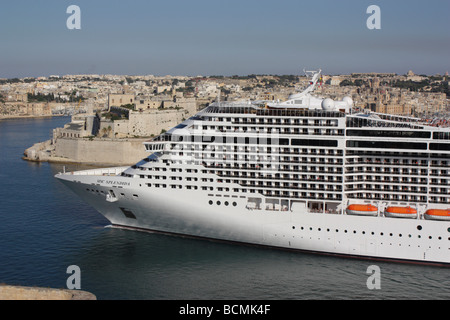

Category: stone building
[108, 93, 135, 108]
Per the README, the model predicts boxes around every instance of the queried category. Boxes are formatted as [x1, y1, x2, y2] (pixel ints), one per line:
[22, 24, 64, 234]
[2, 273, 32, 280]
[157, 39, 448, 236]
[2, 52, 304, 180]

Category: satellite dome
[322, 98, 335, 111]
[343, 96, 353, 106]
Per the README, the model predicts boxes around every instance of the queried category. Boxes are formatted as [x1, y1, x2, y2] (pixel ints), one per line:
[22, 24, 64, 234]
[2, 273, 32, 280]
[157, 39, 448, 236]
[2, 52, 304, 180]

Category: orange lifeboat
[424, 209, 450, 221]
[346, 204, 378, 216]
[384, 206, 417, 219]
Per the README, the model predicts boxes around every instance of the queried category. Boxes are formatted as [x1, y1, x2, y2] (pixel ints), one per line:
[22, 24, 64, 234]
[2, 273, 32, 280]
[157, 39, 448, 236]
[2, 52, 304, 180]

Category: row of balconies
[171, 143, 332, 152]
[217, 172, 343, 182]
[345, 158, 449, 167]
[430, 197, 450, 203]
[279, 149, 341, 156]
[346, 184, 449, 195]
[346, 176, 428, 184]
[346, 168, 449, 177]
[209, 117, 339, 127]
[346, 158, 428, 166]
[278, 157, 344, 165]
[261, 190, 342, 200]
[346, 167, 427, 175]
[197, 125, 344, 136]
[347, 193, 428, 202]
[239, 182, 343, 192]
[169, 144, 345, 157]
[198, 154, 343, 164]
[347, 192, 449, 204]
[346, 184, 427, 193]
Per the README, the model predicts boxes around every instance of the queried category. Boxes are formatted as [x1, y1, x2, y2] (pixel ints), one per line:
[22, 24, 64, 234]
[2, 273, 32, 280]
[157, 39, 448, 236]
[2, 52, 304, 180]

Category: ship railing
[65, 166, 129, 177]
[144, 141, 168, 152]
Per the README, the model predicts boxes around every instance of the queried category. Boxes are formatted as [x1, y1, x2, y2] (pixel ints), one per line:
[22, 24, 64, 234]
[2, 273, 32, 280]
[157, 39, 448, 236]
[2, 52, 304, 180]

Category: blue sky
[0, 0, 449, 78]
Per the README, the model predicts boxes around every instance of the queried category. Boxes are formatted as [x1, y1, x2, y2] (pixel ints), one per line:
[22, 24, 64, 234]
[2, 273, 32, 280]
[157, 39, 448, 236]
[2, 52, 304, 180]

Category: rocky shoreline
[0, 285, 96, 300]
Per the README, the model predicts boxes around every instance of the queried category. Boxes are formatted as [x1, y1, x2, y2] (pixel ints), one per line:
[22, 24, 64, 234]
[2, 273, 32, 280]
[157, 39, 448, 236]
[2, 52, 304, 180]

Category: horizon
[2, 70, 447, 80]
[1, 0, 449, 78]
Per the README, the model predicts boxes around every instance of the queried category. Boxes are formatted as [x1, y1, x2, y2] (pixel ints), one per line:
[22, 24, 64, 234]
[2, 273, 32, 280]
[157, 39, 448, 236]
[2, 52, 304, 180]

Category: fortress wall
[128, 109, 188, 137]
[54, 138, 148, 165]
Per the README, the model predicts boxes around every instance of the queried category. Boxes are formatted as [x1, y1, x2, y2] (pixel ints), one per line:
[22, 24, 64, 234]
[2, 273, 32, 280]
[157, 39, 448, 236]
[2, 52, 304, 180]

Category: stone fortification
[24, 137, 149, 165]
[53, 137, 148, 165]
[114, 108, 189, 138]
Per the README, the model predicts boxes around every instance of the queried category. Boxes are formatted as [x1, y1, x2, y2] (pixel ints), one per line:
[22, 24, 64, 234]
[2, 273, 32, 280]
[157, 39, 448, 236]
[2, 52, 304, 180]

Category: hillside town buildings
[13, 70, 448, 165]
[2, 70, 448, 124]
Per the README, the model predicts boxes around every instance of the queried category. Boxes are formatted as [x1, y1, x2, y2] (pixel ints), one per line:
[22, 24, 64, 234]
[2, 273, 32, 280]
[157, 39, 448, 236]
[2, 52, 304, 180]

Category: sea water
[1, 116, 449, 300]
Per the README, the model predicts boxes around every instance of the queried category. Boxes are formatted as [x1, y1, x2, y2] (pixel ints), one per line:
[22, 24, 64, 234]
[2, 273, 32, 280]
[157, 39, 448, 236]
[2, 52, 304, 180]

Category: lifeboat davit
[384, 206, 417, 219]
[346, 204, 378, 216]
[424, 209, 450, 221]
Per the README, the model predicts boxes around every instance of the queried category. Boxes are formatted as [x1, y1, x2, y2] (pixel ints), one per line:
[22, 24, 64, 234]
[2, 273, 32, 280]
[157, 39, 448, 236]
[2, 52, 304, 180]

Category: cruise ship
[56, 70, 450, 266]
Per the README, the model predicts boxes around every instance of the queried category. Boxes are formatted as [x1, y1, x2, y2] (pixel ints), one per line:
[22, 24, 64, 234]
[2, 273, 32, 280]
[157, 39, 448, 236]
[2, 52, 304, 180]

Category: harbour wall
[24, 137, 149, 165]
[54, 137, 149, 165]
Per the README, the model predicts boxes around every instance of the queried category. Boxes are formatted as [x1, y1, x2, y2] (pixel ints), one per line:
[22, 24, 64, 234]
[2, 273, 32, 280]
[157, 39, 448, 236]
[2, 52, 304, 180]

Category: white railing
[66, 166, 129, 176]
[144, 141, 167, 152]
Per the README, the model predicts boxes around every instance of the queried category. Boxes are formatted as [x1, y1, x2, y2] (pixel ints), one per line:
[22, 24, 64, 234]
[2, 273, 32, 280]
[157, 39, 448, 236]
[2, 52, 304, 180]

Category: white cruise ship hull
[56, 168, 450, 266]
[55, 70, 450, 266]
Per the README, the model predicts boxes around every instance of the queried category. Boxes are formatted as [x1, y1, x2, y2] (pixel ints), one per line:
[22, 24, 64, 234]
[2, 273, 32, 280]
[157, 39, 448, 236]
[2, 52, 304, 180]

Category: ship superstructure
[56, 70, 450, 265]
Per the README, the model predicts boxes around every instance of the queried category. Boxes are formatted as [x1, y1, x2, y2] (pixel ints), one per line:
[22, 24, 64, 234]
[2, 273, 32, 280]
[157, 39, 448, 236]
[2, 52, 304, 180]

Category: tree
[340, 79, 354, 87]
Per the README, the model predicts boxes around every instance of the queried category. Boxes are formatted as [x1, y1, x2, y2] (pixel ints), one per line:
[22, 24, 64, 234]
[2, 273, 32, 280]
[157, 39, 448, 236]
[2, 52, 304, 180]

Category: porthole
[217, 201, 221, 205]
[208, 200, 213, 205]
[232, 202, 237, 206]
[417, 225, 422, 231]
[225, 201, 229, 206]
